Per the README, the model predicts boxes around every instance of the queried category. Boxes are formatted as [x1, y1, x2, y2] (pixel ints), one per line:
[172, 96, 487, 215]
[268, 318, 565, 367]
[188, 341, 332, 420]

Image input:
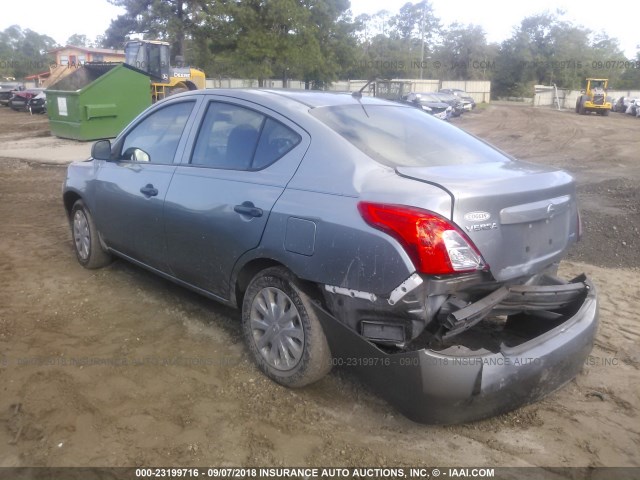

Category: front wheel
[70, 200, 112, 269]
[242, 267, 331, 387]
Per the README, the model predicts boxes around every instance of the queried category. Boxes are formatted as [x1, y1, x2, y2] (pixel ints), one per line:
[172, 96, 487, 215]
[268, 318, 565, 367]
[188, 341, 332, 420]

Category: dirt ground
[0, 104, 638, 469]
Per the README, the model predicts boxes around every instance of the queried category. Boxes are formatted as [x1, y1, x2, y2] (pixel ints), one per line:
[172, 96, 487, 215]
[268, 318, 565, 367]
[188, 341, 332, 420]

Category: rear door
[163, 97, 310, 299]
[93, 99, 198, 272]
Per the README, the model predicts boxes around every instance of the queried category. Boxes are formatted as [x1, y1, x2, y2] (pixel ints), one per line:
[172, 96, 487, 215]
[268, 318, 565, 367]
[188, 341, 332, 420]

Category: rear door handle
[234, 201, 263, 218]
[140, 184, 158, 197]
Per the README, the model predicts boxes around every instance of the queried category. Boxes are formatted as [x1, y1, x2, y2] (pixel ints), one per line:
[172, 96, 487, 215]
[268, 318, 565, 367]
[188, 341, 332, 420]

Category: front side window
[121, 101, 194, 164]
[191, 102, 300, 170]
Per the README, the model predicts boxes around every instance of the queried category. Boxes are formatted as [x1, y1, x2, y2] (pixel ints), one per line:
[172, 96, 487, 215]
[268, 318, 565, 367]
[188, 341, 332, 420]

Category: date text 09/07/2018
[520, 60, 640, 70]
[135, 467, 496, 478]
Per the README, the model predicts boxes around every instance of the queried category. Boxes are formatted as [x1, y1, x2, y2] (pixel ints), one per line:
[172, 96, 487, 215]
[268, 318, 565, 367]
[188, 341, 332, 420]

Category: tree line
[2, 0, 639, 96]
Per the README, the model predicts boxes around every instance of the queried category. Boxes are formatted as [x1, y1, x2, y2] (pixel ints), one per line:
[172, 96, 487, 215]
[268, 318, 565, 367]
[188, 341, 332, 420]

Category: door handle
[234, 201, 263, 218]
[140, 184, 158, 197]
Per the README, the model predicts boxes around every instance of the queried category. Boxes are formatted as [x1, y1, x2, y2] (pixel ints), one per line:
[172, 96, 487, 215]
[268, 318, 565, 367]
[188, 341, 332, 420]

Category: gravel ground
[0, 104, 638, 470]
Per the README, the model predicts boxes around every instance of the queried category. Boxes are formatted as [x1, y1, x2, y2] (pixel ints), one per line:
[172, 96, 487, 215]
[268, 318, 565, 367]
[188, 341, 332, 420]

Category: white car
[625, 99, 639, 116]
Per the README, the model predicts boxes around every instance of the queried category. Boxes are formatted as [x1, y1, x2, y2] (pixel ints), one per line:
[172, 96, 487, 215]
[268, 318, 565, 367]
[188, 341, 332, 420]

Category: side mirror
[91, 139, 112, 161]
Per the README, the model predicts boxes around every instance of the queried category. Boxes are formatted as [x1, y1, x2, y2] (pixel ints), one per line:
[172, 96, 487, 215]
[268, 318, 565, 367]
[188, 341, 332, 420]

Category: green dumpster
[46, 63, 151, 141]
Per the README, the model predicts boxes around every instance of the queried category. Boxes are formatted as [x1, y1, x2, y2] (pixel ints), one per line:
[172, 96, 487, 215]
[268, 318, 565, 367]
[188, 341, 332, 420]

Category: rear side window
[311, 105, 508, 168]
[191, 102, 301, 170]
[253, 118, 301, 169]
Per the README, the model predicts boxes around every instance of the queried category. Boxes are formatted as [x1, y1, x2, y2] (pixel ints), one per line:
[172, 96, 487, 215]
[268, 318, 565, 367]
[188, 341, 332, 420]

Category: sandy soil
[0, 104, 638, 468]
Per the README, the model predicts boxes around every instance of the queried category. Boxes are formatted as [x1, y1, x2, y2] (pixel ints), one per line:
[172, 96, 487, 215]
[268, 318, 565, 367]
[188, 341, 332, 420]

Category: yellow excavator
[124, 40, 206, 101]
[575, 78, 611, 115]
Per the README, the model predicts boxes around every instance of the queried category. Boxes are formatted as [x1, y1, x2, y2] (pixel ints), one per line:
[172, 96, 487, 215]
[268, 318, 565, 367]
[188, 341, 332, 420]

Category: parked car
[8, 88, 44, 112]
[439, 88, 476, 110]
[0, 82, 24, 106]
[625, 99, 640, 116]
[431, 91, 466, 117]
[613, 96, 634, 113]
[403, 92, 452, 120]
[63, 90, 598, 424]
[27, 91, 47, 114]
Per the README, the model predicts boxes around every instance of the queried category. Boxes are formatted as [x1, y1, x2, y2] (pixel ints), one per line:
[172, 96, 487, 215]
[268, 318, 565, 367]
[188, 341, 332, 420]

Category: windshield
[311, 105, 509, 168]
[417, 93, 440, 103]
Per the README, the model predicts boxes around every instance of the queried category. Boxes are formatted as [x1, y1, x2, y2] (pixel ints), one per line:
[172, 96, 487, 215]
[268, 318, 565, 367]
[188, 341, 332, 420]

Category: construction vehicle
[124, 40, 206, 101]
[575, 78, 611, 115]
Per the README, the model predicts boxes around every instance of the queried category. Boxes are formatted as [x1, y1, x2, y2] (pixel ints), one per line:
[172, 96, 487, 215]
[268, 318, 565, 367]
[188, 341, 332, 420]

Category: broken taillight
[358, 202, 487, 275]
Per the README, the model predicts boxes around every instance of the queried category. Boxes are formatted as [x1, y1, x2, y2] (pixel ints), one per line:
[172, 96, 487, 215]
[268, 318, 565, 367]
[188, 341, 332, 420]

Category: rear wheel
[70, 200, 112, 269]
[168, 87, 189, 97]
[242, 267, 331, 387]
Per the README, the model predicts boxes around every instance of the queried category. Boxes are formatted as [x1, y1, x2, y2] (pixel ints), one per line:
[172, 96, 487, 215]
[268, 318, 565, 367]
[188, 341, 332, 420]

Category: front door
[93, 100, 197, 272]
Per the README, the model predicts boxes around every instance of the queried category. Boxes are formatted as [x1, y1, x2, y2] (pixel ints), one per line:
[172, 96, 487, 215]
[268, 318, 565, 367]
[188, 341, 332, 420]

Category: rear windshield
[412, 94, 440, 103]
[310, 105, 509, 168]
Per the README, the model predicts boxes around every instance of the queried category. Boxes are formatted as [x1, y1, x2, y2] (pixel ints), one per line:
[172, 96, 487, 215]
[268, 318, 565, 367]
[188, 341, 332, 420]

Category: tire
[70, 200, 112, 269]
[578, 100, 586, 115]
[167, 87, 189, 97]
[242, 266, 331, 388]
[602, 109, 609, 116]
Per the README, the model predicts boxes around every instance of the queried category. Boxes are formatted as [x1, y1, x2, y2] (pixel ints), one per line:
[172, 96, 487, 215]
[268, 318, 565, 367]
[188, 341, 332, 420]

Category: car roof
[264, 89, 396, 108]
[170, 88, 400, 109]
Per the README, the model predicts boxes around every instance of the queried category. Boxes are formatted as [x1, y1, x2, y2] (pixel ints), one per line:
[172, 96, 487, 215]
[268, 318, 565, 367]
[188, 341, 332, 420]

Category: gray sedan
[63, 90, 598, 424]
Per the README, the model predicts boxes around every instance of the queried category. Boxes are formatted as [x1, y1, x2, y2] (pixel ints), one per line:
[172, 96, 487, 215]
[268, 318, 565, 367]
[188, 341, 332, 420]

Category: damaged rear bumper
[314, 276, 598, 424]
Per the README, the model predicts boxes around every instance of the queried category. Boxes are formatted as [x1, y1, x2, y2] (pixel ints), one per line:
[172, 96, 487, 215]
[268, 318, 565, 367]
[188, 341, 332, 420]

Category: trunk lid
[396, 161, 579, 281]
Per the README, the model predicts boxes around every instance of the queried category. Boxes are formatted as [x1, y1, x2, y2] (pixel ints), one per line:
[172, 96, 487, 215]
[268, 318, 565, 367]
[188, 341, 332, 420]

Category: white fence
[326, 79, 491, 102]
[205, 78, 492, 102]
[534, 89, 640, 109]
[327, 79, 372, 92]
[205, 78, 307, 89]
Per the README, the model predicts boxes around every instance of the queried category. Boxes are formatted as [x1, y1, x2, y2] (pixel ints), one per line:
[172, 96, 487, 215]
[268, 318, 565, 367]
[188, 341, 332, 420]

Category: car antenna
[352, 78, 375, 99]
[352, 78, 376, 118]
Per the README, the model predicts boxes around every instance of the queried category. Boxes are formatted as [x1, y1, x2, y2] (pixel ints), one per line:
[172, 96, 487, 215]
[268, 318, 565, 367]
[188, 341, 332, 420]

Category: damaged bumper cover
[315, 276, 598, 424]
[442, 274, 589, 339]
